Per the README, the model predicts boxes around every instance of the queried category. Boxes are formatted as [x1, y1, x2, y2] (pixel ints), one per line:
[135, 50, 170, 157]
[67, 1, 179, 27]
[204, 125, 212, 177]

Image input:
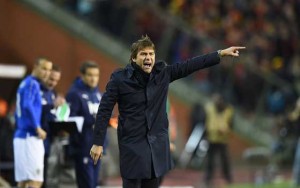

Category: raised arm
[168, 46, 246, 82]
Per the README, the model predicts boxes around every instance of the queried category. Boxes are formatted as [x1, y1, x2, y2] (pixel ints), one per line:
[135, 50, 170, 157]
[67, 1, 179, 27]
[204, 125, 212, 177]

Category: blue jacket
[41, 83, 56, 154]
[66, 78, 102, 155]
[14, 75, 42, 138]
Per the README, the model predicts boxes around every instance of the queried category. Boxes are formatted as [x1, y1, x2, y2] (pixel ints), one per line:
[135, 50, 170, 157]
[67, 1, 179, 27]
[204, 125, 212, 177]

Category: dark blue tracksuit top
[66, 77, 102, 155]
[40, 83, 56, 155]
[66, 77, 104, 188]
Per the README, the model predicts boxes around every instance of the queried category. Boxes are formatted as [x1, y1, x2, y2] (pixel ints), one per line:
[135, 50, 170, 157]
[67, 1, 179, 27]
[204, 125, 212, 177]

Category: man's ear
[132, 57, 136, 63]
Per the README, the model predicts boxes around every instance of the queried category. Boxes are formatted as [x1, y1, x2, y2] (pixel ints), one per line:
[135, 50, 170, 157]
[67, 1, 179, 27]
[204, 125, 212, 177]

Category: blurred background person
[13, 58, 52, 188]
[66, 61, 104, 188]
[204, 93, 234, 187]
[40, 64, 65, 188]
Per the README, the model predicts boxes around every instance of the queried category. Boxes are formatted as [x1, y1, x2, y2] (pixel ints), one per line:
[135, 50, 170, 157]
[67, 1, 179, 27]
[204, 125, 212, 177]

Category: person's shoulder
[111, 67, 127, 79]
[153, 60, 168, 73]
[23, 76, 40, 88]
[156, 60, 168, 66]
[66, 90, 82, 102]
[112, 68, 124, 75]
[66, 84, 82, 98]
[204, 102, 214, 111]
[40, 82, 48, 91]
[22, 75, 34, 83]
[68, 85, 82, 94]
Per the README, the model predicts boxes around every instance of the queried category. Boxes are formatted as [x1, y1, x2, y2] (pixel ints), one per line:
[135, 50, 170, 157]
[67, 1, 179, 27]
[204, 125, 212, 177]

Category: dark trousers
[42, 154, 49, 188]
[122, 158, 162, 188]
[122, 177, 161, 188]
[205, 143, 232, 184]
[74, 154, 101, 188]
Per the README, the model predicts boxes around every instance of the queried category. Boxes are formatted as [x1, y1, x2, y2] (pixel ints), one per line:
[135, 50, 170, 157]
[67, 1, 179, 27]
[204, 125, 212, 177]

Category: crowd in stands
[158, 0, 300, 114]
[51, 0, 300, 114]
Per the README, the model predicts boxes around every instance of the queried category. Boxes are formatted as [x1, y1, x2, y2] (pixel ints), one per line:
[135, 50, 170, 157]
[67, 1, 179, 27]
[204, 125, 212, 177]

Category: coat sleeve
[93, 73, 119, 146]
[168, 52, 220, 82]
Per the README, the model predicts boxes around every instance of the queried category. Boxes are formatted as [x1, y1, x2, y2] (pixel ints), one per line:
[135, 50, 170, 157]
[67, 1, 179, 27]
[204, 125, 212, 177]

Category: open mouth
[143, 62, 152, 69]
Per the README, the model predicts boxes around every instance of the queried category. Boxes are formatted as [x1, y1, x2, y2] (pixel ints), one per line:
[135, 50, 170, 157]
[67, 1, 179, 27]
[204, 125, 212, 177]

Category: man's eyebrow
[140, 51, 154, 54]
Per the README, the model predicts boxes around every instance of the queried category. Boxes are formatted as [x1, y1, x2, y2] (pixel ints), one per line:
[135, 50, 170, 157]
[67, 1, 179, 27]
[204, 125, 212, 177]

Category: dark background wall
[0, 0, 120, 94]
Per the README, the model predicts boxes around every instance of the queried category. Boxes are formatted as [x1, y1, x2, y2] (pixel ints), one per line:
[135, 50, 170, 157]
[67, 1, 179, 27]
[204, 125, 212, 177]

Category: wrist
[36, 127, 41, 133]
[217, 50, 223, 57]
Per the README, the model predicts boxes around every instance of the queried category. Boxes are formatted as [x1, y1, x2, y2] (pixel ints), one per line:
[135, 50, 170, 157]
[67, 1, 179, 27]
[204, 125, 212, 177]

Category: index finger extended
[233, 46, 246, 50]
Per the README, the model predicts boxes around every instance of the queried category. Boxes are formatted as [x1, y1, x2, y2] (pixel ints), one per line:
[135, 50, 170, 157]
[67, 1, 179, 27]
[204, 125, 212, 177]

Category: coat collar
[125, 63, 134, 78]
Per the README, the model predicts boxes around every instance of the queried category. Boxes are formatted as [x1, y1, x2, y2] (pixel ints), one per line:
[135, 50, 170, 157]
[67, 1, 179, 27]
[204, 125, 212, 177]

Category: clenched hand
[90, 145, 103, 165]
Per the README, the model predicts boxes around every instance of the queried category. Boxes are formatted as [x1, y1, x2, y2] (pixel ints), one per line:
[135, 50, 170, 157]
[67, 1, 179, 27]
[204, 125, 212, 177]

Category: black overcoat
[93, 52, 220, 179]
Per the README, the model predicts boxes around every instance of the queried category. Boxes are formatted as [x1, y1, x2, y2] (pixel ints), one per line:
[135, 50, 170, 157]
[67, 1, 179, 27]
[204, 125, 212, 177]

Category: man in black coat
[90, 35, 245, 188]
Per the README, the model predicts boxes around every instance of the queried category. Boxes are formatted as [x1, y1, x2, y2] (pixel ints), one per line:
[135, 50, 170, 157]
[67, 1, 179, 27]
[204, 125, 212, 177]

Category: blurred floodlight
[0, 64, 27, 78]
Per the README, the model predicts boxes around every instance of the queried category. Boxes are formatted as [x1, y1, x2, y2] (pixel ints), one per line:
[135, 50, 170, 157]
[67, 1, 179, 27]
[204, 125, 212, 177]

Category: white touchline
[96, 186, 194, 188]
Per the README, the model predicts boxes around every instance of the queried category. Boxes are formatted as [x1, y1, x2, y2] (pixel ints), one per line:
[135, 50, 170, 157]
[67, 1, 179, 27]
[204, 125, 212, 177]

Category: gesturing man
[90, 35, 245, 188]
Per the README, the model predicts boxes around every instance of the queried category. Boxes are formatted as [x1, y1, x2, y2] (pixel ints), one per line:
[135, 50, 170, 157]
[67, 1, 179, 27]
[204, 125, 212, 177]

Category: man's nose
[92, 77, 97, 82]
[145, 54, 151, 60]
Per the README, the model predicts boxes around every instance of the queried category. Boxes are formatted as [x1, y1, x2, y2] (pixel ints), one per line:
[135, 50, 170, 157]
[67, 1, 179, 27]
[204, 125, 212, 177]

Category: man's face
[132, 47, 155, 73]
[82, 67, 99, 88]
[46, 70, 61, 90]
[35, 60, 52, 82]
